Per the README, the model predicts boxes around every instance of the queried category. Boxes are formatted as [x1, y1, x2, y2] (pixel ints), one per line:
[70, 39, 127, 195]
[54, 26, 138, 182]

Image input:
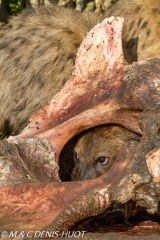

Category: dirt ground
[55, 232, 160, 240]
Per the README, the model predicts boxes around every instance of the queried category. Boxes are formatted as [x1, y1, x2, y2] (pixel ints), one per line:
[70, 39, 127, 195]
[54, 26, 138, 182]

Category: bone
[146, 148, 160, 182]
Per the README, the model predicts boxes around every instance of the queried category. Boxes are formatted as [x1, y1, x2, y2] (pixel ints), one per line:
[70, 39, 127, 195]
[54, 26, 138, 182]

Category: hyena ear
[95, 0, 112, 12]
[103, 0, 113, 9]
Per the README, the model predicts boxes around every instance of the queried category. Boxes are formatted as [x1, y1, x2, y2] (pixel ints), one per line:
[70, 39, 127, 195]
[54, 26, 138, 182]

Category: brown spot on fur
[64, 28, 75, 36]
[146, 29, 151, 37]
[13, 56, 21, 66]
[23, 62, 31, 72]
[8, 47, 15, 55]
[141, 43, 145, 49]
[67, 53, 76, 61]
[28, 28, 39, 34]
[137, 18, 143, 27]
[17, 23, 23, 28]
[128, 21, 135, 32]
[74, 42, 80, 49]
[20, 38, 27, 45]
[152, 8, 160, 14]
[134, 6, 142, 13]
[141, 21, 148, 29]
[0, 41, 8, 50]
[130, 29, 137, 39]
[61, 66, 65, 73]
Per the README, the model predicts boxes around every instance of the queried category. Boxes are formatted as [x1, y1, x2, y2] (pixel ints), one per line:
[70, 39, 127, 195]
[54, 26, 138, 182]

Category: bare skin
[59, 125, 140, 181]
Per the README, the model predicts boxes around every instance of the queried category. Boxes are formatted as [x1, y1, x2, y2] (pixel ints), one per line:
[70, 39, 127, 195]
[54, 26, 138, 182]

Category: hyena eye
[96, 156, 110, 166]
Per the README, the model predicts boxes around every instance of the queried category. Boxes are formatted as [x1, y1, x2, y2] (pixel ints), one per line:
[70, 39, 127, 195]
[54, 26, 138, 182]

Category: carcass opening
[59, 123, 141, 182]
